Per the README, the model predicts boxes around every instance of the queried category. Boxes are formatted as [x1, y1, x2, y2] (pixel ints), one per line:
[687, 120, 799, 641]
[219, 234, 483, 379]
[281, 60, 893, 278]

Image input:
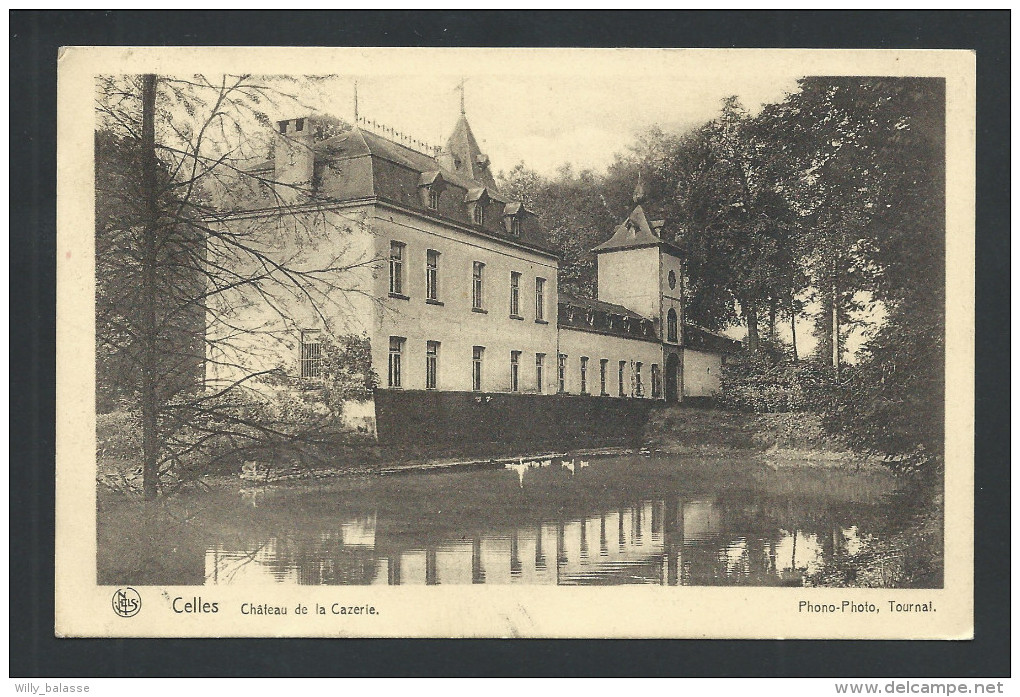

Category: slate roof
[242, 116, 553, 255]
[683, 324, 743, 354]
[593, 203, 682, 255]
[439, 115, 497, 189]
[558, 290, 648, 321]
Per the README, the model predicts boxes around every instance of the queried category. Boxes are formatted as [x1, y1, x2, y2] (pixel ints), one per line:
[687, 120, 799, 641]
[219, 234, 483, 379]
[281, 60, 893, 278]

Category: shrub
[96, 410, 142, 460]
[720, 357, 836, 414]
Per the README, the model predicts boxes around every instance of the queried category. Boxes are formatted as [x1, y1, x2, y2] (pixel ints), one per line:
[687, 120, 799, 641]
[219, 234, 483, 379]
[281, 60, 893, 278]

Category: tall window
[426, 249, 440, 301]
[580, 357, 589, 395]
[557, 354, 567, 393]
[300, 330, 322, 379]
[473, 203, 485, 226]
[536, 353, 545, 394]
[667, 307, 678, 343]
[472, 262, 485, 310]
[618, 361, 626, 397]
[635, 362, 644, 397]
[428, 187, 441, 210]
[651, 364, 661, 398]
[510, 272, 521, 317]
[389, 241, 405, 296]
[426, 341, 439, 390]
[472, 346, 484, 391]
[600, 359, 608, 396]
[535, 278, 546, 321]
[510, 216, 521, 236]
[510, 351, 521, 392]
[388, 336, 404, 388]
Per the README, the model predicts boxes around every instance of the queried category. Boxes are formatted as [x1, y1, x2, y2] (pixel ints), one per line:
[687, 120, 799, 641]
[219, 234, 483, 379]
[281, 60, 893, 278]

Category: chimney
[274, 117, 316, 203]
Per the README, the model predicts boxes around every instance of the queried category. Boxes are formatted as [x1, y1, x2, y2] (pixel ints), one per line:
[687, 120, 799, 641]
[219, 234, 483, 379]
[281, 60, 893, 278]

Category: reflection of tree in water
[113, 456, 907, 587]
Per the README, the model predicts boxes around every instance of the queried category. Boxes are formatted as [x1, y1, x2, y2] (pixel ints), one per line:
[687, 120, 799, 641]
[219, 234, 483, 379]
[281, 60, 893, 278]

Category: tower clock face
[668, 270, 677, 290]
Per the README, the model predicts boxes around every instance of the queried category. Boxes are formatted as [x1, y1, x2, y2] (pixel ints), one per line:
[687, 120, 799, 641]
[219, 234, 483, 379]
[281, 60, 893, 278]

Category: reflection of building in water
[202, 494, 861, 587]
[368, 503, 666, 586]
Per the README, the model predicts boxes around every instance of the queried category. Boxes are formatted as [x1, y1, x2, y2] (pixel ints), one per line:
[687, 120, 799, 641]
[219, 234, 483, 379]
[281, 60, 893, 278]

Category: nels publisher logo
[112, 587, 141, 618]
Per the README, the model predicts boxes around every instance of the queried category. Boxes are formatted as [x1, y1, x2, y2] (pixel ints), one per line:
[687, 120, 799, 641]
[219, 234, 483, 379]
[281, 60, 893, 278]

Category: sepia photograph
[54, 46, 975, 639]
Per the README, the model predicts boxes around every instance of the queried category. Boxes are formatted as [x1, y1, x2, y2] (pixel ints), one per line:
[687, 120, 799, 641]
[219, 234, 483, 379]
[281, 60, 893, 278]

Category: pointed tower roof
[594, 204, 663, 253]
[439, 114, 497, 189]
[594, 176, 682, 255]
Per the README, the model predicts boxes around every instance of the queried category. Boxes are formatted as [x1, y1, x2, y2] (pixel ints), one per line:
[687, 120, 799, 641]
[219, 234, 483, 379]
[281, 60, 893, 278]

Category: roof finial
[455, 77, 467, 115]
[633, 171, 646, 204]
[353, 79, 359, 123]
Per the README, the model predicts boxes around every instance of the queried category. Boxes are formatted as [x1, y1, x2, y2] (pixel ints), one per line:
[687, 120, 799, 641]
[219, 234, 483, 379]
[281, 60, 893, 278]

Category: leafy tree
[791, 78, 946, 467]
[643, 98, 803, 347]
[498, 161, 637, 298]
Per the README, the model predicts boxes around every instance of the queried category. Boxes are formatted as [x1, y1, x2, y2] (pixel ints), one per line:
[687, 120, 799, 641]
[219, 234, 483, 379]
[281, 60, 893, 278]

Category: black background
[10, 10, 1010, 677]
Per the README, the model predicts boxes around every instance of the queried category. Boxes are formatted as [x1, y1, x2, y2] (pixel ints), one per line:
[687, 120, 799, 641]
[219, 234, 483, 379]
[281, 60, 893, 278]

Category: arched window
[667, 308, 678, 343]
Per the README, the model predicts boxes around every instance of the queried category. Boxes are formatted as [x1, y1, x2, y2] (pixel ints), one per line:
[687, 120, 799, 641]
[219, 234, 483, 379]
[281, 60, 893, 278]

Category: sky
[292, 50, 807, 178]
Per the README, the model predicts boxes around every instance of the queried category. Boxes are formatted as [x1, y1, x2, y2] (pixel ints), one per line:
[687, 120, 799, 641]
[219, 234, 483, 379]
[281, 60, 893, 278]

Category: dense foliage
[502, 77, 945, 472]
[719, 358, 836, 415]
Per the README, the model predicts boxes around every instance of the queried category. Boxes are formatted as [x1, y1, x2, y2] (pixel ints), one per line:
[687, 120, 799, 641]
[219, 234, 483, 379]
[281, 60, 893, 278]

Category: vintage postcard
[56, 47, 974, 638]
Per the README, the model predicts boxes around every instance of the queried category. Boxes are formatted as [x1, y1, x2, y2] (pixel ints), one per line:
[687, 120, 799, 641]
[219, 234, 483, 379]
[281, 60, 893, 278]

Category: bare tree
[96, 73, 379, 499]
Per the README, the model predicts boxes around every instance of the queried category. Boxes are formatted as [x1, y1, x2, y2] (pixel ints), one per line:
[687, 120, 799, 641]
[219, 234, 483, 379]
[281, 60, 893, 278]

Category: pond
[98, 454, 910, 587]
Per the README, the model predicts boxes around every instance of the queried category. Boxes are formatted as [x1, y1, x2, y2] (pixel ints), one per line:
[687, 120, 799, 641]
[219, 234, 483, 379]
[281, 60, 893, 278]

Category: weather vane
[454, 77, 468, 115]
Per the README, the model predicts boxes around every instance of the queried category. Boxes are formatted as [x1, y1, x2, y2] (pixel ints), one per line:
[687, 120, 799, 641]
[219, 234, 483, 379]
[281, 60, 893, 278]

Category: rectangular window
[426, 249, 440, 301]
[535, 277, 546, 321]
[619, 361, 626, 397]
[510, 272, 521, 317]
[580, 357, 588, 395]
[473, 204, 485, 226]
[511, 216, 521, 236]
[536, 353, 545, 394]
[428, 187, 441, 210]
[600, 359, 609, 395]
[510, 351, 521, 392]
[635, 362, 644, 397]
[300, 330, 322, 379]
[389, 241, 405, 296]
[472, 346, 484, 391]
[651, 364, 661, 398]
[557, 354, 567, 393]
[426, 341, 439, 390]
[388, 336, 404, 388]
[472, 261, 485, 310]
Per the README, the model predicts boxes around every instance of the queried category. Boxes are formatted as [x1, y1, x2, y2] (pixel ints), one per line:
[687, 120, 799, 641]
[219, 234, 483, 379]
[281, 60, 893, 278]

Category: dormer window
[418, 171, 446, 212]
[503, 202, 525, 237]
[465, 187, 489, 228]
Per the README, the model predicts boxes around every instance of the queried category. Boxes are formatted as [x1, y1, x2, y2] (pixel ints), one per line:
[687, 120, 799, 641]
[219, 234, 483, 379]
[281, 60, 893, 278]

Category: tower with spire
[438, 80, 496, 189]
[593, 177, 690, 400]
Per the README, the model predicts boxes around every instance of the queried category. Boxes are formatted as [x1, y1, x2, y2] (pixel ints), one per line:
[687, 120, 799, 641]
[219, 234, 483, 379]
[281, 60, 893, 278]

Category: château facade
[208, 108, 739, 441]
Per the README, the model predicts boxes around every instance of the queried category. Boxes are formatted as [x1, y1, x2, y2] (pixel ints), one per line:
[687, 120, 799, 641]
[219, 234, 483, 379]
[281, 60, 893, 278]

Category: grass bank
[643, 406, 879, 467]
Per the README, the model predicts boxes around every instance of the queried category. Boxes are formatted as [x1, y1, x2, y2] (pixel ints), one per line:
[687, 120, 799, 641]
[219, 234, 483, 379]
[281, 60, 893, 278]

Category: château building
[208, 106, 739, 443]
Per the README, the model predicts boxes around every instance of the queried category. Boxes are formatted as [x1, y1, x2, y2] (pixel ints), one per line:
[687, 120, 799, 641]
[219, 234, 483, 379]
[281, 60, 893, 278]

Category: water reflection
[195, 456, 893, 587]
